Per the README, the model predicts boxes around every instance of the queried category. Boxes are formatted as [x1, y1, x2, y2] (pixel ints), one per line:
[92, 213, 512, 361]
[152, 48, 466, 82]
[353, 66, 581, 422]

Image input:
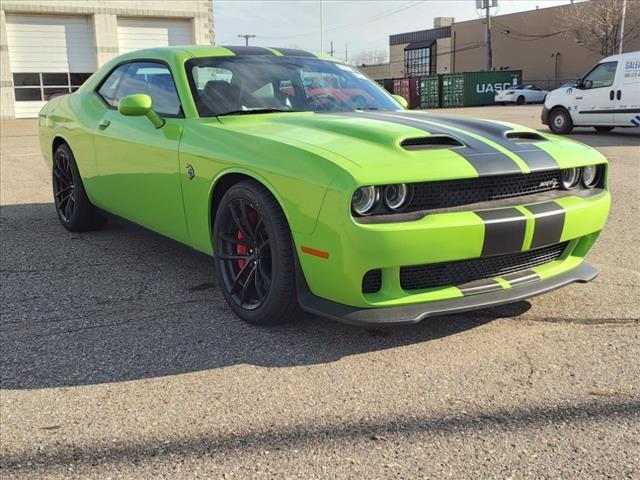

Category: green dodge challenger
[38, 46, 611, 326]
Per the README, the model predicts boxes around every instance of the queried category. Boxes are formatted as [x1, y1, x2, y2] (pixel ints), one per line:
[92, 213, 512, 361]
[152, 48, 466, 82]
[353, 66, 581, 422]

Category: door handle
[617, 90, 622, 100]
[609, 90, 614, 101]
[98, 119, 110, 130]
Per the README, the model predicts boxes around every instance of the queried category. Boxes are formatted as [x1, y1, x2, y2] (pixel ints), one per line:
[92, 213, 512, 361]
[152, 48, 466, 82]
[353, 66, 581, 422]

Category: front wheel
[594, 126, 615, 132]
[548, 107, 574, 134]
[516, 95, 525, 105]
[214, 180, 300, 325]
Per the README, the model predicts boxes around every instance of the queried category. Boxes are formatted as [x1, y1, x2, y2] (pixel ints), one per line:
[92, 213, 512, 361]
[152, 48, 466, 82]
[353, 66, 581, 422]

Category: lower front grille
[400, 242, 569, 291]
[362, 269, 382, 294]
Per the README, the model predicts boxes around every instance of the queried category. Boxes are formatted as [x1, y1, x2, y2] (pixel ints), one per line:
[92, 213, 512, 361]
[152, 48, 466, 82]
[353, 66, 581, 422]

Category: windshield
[185, 55, 402, 117]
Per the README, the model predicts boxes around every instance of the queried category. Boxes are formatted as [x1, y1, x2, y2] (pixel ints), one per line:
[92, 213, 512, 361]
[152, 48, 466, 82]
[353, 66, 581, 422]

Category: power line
[259, 1, 425, 40]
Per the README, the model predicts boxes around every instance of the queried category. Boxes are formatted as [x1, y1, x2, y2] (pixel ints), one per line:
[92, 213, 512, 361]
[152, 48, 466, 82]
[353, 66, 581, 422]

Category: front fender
[178, 120, 349, 255]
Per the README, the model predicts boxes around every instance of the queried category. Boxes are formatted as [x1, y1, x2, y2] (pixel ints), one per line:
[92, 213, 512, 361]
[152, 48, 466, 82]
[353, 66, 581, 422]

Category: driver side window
[582, 61, 618, 89]
[97, 61, 182, 117]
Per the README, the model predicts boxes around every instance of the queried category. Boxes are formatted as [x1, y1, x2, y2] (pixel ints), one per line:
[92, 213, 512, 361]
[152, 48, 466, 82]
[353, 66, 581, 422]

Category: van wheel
[516, 95, 525, 105]
[548, 107, 573, 134]
[594, 126, 614, 132]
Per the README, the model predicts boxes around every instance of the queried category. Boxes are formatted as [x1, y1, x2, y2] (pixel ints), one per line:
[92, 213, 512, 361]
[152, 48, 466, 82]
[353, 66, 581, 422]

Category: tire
[516, 95, 525, 105]
[213, 180, 300, 325]
[52, 143, 107, 232]
[548, 107, 574, 134]
[594, 126, 615, 132]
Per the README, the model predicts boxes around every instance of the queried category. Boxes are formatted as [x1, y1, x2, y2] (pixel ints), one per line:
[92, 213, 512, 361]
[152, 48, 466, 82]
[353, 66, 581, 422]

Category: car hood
[216, 110, 604, 183]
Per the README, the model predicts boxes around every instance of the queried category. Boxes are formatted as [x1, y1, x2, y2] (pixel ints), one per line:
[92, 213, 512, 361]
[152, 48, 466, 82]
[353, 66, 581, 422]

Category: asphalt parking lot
[1, 105, 639, 479]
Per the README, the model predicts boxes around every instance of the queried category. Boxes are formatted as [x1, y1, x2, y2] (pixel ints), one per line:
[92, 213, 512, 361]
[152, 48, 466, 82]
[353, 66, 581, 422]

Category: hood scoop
[401, 135, 464, 151]
[506, 131, 546, 143]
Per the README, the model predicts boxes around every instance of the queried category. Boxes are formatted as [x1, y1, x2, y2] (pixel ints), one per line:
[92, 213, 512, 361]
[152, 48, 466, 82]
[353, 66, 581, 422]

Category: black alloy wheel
[217, 197, 272, 310]
[214, 180, 300, 325]
[52, 143, 107, 232]
[53, 149, 76, 223]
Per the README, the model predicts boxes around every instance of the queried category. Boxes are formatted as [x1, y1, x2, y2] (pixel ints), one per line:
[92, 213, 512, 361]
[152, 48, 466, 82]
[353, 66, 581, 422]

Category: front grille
[362, 269, 382, 294]
[400, 242, 568, 291]
[409, 170, 562, 212]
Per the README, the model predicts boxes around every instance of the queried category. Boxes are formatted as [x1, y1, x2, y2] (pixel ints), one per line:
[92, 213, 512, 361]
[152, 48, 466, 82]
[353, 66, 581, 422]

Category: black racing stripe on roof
[422, 114, 559, 172]
[346, 111, 523, 176]
[221, 46, 276, 56]
[271, 47, 316, 57]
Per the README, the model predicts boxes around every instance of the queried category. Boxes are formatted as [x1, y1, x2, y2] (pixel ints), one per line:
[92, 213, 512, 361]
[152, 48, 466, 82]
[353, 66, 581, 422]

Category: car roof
[114, 45, 340, 63]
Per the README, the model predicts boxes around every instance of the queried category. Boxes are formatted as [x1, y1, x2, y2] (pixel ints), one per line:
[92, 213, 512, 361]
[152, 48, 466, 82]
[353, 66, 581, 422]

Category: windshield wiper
[216, 108, 297, 117]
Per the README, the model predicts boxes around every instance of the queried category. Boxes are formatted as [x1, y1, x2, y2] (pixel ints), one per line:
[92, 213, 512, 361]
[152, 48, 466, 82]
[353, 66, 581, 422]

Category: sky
[213, 0, 575, 62]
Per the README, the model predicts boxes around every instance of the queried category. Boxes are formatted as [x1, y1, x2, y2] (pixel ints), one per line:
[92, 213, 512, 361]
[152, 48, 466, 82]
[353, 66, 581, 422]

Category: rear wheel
[214, 180, 299, 325]
[594, 126, 615, 132]
[516, 95, 525, 105]
[548, 107, 574, 134]
[52, 143, 107, 231]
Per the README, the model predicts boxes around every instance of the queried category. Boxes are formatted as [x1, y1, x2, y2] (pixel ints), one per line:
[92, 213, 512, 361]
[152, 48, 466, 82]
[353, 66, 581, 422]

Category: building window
[12, 72, 92, 101]
[404, 47, 431, 77]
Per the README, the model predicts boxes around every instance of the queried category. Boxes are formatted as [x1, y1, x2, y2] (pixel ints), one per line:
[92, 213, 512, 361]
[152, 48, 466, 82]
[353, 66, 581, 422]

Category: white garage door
[118, 18, 193, 54]
[6, 14, 97, 118]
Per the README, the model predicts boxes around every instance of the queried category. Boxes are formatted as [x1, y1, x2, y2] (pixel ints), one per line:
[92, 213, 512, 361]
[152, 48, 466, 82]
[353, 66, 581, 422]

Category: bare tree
[567, 0, 640, 56]
[351, 50, 388, 66]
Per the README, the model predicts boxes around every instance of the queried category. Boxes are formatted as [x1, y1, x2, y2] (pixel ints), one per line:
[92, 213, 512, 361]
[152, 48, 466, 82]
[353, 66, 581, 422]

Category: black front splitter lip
[297, 263, 597, 326]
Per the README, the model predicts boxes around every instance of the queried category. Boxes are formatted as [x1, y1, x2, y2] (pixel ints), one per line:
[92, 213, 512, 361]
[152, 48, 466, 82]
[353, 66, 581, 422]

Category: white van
[542, 51, 640, 134]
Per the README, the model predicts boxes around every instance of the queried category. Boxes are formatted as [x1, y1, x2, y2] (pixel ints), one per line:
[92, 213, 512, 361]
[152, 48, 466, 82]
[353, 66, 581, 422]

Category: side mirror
[118, 94, 165, 128]
[575, 77, 583, 88]
[392, 94, 409, 109]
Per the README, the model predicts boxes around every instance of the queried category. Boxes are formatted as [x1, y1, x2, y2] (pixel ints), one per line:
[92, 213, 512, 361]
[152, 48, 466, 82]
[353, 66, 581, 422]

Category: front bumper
[294, 185, 610, 312]
[298, 262, 597, 326]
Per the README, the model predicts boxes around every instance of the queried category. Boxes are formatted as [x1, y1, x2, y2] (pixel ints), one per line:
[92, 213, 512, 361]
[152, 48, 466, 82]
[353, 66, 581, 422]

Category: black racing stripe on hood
[475, 208, 528, 257]
[339, 111, 523, 176]
[524, 201, 566, 249]
[222, 46, 276, 56]
[416, 114, 559, 172]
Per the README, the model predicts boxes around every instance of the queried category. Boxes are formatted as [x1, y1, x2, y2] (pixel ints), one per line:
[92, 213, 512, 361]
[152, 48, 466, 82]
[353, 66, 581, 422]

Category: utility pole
[485, 0, 492, 71]
[320, 0, 324, 52]
[619, 0, 627, 54]
[237, 34, 255, 46]
[328, 40, 335, 56]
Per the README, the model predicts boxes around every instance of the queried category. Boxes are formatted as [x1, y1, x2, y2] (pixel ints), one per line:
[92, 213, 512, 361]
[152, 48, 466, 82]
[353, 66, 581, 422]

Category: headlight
[561, 168, 580, 189]
[582, 165, 599, 188]
[351, 186, 378, 215]
[384, 184, 411, 210]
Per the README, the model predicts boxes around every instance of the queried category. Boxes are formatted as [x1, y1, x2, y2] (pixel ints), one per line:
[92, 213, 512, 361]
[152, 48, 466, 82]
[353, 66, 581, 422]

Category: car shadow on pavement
[1, 203, 531, 390]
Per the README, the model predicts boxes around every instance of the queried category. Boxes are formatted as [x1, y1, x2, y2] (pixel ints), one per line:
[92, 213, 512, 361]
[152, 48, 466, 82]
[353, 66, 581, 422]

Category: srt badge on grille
[539, 179, 559, 189]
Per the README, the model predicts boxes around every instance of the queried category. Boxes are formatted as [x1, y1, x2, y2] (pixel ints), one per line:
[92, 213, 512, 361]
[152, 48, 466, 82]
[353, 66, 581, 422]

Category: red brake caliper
[236, 210, 258, 270]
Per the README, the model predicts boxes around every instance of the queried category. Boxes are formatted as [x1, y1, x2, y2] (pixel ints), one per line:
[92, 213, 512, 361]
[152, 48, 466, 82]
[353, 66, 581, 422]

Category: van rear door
[614, 54, 640, 127]
[572, 60, 618, 126]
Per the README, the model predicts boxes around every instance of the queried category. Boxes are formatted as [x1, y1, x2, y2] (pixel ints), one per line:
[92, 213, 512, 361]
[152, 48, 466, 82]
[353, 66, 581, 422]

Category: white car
[495, 84, 549, 105]
[542, 51, 640, 134]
